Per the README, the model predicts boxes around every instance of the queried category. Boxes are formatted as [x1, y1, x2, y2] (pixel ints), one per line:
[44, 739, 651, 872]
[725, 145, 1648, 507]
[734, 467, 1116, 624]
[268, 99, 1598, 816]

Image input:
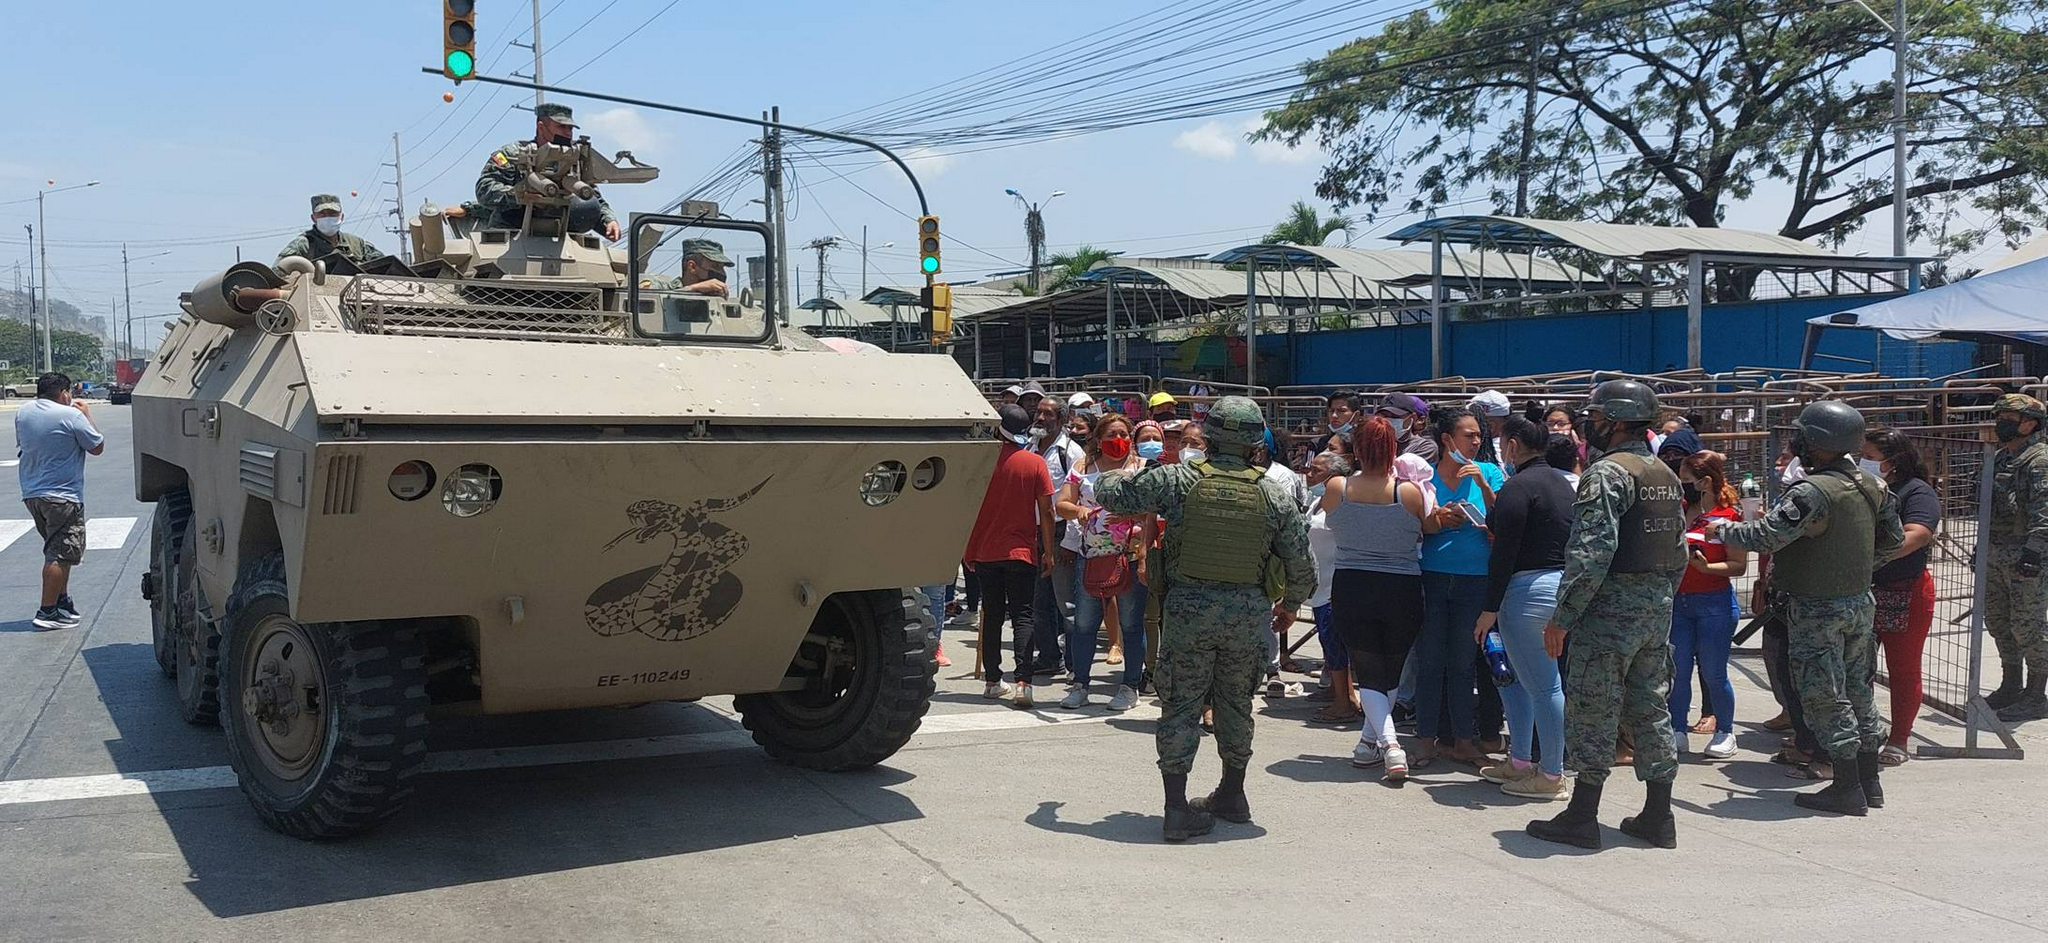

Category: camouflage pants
[1985, 545, 2048, 673]
[1785, 591, 1886, 760]
[1563, 573, 1679, 788]
[1155, 581, 1268, 776]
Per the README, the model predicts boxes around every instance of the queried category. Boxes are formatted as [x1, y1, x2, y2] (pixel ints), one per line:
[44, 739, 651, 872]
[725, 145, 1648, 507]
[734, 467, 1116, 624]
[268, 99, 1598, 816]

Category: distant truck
[2, 381, 36, 398]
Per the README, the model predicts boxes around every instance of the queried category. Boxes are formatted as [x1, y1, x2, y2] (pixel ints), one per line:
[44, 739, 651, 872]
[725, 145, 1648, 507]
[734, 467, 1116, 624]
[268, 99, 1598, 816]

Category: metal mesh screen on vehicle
[340, 276, 628, 341]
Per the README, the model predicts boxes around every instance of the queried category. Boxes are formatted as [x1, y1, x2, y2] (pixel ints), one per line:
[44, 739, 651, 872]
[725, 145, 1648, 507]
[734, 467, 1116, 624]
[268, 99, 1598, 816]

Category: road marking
[0, 460, 17, 467]
[85, 516, 137, 550]
[0, 702, 1158, 808]
[0, 520, 33, 552]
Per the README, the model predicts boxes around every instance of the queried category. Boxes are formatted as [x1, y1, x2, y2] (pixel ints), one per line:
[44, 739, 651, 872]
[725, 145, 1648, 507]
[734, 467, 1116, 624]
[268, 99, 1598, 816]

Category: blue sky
[0, 0, 1950, 342]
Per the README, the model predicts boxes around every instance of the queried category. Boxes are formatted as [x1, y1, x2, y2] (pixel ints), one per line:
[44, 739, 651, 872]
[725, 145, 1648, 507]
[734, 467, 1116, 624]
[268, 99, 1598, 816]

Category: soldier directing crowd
[1095, 396, 1315, 843]
[1982, 394, 2048, 723]
[475, 103, 622, 242]
[1708, 401, 1901, 816]
[1527, 380, 1685, 851]
[274, 194, 386, 274]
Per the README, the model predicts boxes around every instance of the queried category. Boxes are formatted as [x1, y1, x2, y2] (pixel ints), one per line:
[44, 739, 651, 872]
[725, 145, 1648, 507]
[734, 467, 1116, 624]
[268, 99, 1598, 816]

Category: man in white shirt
[1031, 395, 1085, 674]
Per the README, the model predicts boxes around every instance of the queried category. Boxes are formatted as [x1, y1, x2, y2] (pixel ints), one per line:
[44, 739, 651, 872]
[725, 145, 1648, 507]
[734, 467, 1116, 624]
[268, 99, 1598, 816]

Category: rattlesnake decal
[583, 478, 771, 641]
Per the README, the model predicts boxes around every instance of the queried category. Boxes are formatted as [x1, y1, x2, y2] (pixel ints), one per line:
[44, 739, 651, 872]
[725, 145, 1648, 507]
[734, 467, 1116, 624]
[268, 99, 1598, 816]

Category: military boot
[1619, 779, 1677, 849]
[1161, 773, 1214, 843]
[1793, 755, 1869, 816]
[1190, 764, 1252, 824]
[1526, 779, 1602, 849]
[1857, 750, 1884, 810]
[1986, 665, 2025, 710]
[1996, 674, 2048, 723]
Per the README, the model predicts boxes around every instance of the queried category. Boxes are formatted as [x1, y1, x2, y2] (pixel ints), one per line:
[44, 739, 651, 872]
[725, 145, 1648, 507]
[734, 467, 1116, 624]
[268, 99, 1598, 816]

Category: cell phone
[1453, 500, 1487, 526]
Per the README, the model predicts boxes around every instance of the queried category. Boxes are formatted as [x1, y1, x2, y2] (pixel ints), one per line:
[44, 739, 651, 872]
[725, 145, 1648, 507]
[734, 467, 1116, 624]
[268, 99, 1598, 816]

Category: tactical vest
[1602, 451, 1687, 574]
[302, 230, 370, 261]
[1771, 467, 1882, 597]
[1174, 460, 1270, 585]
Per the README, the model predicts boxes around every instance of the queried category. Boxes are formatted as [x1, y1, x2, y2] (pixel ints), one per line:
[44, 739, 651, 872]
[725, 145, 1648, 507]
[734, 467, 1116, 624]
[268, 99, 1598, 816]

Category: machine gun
[503, 136, 660, 238]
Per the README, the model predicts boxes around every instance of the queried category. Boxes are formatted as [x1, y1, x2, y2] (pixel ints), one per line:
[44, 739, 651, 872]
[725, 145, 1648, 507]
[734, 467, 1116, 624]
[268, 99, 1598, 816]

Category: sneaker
[31, 606, 80, 631]
[1351, 741, 1385, 768]
[1502, 772, 1569, 801]
[1480, 761, 1534, 784]
[1674, 731, 1692, 755]
[1108, 685, 1139, 712]
[1013, 682, 1034, 709]
[1383, 746, 1410, 781]
[934, 644, 952, 668]
[1703, 731, 1737, 759]
[982, 681, 1013, 699]
[1060, 683, 1089, 710]
[1392, 702, 1416, 732]
[56, 594, 79, 620]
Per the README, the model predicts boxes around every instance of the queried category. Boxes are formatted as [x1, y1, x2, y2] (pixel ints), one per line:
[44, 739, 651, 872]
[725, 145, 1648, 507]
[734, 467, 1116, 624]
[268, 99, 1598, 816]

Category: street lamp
[1005, 187, 1066, 294]
[1824, 0, 1909, 259]
[122, 246, 173, 359]
[36, 179, 103, 371]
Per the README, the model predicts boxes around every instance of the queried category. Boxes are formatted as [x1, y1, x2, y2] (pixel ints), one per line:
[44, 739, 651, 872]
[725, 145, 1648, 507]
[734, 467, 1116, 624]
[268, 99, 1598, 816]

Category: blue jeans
[1418, 571, 1487, 740]
[1032, 555, 1075, 668]
[919, 584, 949, 644]
[1069, 578, 1148, 687]
[1670, 587, 1737, 735]
[1496, 569, 1565, 775]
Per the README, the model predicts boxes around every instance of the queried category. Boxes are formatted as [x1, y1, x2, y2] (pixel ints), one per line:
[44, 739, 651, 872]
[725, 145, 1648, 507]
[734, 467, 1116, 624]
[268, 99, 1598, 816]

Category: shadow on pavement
[1492, 827, 1605, 859]
[1263, 753, 1364, 784]
[78, 642, 928, 919]
[1025, 800, 1269, 844]
[0, 619, 52, 633]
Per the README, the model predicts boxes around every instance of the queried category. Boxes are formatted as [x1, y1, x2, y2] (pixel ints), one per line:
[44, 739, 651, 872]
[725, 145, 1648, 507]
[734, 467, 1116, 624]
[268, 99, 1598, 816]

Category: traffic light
[920, 282, 953, 341]
[443, 0, 478, 81]
[916, 215, 941, 276]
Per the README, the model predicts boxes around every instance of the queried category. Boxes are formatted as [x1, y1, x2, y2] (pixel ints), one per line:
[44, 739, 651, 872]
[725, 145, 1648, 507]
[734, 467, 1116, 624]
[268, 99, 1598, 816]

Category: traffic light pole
[424, 71, 930, 216]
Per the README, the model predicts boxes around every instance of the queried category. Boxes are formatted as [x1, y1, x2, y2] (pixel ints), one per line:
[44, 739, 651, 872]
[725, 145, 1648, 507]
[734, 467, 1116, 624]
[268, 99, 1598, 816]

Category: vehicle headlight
[859, 461, 907, 507]
[441, 464, 502, 518]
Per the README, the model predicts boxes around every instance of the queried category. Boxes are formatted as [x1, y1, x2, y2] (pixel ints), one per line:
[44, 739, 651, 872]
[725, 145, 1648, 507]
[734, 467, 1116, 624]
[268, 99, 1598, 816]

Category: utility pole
[1515, 37, 1539, 216]
[510, 0, 547, 109]
[766, 107, 793, 322]
[37, 193, 50, 372]
[1891, 0, 1908, 259]
[388, 133, 411, 263]
[807, 236, 842, 307]
[22, 227, 33, 362]
[861, 225, 867, 296]
[122, 244, 132, 361]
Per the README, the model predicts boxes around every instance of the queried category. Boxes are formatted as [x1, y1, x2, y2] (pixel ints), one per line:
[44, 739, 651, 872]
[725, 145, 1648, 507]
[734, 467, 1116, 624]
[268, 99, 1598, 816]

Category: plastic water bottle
[1483, 630, 1516, 688]
[1740, 473, 1763, 520]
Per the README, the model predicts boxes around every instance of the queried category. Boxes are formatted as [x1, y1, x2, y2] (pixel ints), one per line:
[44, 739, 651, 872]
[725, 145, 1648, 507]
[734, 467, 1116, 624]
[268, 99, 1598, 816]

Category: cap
[1003, 384, 1026, 397]
[1068, 392, 1097, 411]
[681, 238, 732, 265]
[1658, 428, 1704, 458]
[998, 403, 1033, 437]
[535, 102, 577, 127]
[1018, 381, 1046, 399]
[1376, 391, 1428, 418]
[310, 194, 343, 215]
[1148, 392, 1178, 409]
[1996, 393, 2048, 419]
[1161, 419, 1190, 433]
[1469, 390, 1511, 418]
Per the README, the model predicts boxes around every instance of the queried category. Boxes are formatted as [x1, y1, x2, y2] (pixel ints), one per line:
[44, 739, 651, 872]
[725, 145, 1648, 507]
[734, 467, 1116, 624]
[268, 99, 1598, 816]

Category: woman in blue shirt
[1415, 406, 1504, 767]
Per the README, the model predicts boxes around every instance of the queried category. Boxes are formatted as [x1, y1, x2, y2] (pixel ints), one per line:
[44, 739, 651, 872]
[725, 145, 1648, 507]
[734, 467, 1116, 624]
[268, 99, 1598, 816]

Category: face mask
[1136, 440, 1165, 461]
[1332, 421, 1354, 436]
[1780, 457, 1806, 485]
[1180, 448, 1206, 465]
[1386, 417, 1408, 437]
[1308, 482, 1327, 505]
[1857, 457, 1886, 479]
[1449, 449, 1470, 466]
[1099, 438, 1132, 462]
[313, 216, 341, 236]
[1007, 431, 1034, 448]
[1996, 419, 2025, 442]
[1681, 482, 1702, 506]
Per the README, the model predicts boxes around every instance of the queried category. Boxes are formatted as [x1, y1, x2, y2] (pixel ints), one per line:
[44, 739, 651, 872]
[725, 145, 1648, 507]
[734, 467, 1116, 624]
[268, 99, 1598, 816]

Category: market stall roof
[1385, 215, 1839, 262]
[1210, 243, 1592, 287]
[1985, 235, 2048, 274]
[788, 297, 896, 329]
[1809, 257, 2048, 343]
[862, 284, 1020, 319]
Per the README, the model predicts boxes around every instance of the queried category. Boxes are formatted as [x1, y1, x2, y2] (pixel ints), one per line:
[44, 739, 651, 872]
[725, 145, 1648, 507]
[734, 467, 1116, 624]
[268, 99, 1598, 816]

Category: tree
[1044, 245, 1115, 293]
[1255, 0, 2048, 252]
[1264, 200, 1353, 246]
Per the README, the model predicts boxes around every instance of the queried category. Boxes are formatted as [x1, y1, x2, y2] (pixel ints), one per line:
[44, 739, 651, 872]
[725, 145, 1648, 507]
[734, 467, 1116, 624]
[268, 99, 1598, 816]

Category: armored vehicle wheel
[146, 491, 193, 679]
[170, 514, 221, 726]
[219, 551, 430, 840]
[734, 589, 935, 770]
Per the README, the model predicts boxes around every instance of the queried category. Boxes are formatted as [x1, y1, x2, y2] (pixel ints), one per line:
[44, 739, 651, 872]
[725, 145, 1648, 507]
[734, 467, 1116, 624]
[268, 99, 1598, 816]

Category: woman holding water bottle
[1671, 451, 1749, 759]
[1473, 419, 1577, 799]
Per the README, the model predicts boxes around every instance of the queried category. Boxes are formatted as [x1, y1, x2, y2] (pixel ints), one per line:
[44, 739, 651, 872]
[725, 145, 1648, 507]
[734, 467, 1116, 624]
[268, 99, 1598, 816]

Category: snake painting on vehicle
[584, 478, 772, 641]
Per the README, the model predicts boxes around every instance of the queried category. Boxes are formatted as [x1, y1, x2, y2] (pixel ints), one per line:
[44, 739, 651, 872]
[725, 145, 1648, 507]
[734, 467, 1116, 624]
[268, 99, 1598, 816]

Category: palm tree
[1044, 245, 1115, 293]
[1263, 200, 1352, 246]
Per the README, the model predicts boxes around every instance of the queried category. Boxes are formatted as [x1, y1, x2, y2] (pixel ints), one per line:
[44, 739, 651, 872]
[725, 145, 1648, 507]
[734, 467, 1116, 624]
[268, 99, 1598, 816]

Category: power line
[556, 0, 684, 84]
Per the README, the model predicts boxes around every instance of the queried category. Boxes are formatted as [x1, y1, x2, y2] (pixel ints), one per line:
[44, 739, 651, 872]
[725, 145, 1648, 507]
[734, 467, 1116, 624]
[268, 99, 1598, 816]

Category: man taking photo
[16, 372, 104, 630]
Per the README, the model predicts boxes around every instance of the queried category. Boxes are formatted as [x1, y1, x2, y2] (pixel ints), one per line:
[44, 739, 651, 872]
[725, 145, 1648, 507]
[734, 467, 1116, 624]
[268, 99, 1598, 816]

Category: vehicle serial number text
[597, 669, 692, 687]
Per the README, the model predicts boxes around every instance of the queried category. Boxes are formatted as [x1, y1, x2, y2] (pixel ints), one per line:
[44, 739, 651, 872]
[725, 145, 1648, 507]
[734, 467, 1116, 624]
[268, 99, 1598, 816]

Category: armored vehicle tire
[170, 510, 221, 726]
[147, 491, 193, 679]
[733, 589, 936, 771]
[219, 551, 430, 840]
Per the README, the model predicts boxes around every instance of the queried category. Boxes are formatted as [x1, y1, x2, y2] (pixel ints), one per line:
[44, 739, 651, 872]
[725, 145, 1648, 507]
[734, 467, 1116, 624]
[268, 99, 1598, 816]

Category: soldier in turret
[1095, 397, 1315, 842]
[475, 103, 621, 241]
[274, 194, 386, 275]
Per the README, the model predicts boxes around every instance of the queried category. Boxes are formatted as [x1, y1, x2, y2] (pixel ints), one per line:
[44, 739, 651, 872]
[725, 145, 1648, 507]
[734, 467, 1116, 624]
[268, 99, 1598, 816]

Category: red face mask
[1098, 437, 1132, 461]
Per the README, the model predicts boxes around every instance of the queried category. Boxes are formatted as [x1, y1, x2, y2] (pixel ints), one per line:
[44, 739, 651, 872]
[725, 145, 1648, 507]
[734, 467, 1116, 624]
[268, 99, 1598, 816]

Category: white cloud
[580, 107, 666, 157]
[1173, 121, 1240, 160]
[904, 146, 955, 178]
[1245, 119, 1315, 165]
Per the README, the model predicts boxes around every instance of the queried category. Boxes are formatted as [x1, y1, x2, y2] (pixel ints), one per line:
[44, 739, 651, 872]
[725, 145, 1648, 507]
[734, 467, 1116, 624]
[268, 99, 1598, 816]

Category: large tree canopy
[1256, 0, 2048, 253]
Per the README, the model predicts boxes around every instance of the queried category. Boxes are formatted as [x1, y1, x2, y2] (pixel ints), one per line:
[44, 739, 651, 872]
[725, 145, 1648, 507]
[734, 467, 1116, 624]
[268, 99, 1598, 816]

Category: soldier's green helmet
[1794, 400, 1865, 455]
[1203, 396, 1269, 459]
[1585, 379, 1661, 422]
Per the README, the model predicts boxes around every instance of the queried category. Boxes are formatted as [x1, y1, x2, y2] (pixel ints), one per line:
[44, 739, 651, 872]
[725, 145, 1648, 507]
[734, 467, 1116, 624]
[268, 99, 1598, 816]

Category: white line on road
[0, 703, 1157, 808]
[0, 460, 17, 467]
[0, 519, 33, 552]
[84, 516, 137, 550]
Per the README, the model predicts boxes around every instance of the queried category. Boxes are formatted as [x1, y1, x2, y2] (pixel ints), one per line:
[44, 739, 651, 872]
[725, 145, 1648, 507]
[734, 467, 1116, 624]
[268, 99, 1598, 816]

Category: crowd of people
[934, 377, 2046, 845]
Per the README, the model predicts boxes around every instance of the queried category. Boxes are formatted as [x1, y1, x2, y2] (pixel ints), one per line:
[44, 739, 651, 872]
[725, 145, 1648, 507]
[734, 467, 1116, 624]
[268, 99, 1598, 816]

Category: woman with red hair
[1672, 450, 1749, 760]
[1320, 416, 1434, 780]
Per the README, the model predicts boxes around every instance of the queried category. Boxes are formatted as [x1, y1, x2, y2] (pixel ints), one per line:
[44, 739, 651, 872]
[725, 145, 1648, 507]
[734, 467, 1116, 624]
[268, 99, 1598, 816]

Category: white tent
[1803, 258, 2048, 363]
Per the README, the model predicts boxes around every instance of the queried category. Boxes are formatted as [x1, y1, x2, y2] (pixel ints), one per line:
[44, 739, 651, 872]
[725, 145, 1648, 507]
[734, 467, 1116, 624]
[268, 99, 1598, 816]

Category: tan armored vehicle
[134, 138, 996, 839]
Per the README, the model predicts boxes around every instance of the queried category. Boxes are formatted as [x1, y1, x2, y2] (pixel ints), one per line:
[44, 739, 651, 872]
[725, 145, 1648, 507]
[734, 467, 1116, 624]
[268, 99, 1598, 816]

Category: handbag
[1083, 550, 1134, 598]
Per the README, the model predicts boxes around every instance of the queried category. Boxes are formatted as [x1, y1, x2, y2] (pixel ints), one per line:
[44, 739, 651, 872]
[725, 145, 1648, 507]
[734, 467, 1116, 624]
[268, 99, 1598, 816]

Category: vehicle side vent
[322, 452, 362, 515]
[239, 445, 278, 500]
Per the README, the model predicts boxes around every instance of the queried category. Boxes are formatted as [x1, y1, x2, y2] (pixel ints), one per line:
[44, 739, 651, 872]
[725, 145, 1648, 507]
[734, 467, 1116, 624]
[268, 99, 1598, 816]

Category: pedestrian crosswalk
[0, 517, 138, 554]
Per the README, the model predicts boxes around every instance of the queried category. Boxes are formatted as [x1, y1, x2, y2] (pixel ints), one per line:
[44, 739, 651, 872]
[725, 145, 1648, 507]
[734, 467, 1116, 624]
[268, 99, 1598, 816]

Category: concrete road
[2, 404, 2046, 941]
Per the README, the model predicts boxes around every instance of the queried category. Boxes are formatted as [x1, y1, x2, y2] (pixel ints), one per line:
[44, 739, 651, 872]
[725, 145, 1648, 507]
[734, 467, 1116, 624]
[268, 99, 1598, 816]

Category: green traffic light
[921, 256, 939, 274]
[446, 49, 475, 78]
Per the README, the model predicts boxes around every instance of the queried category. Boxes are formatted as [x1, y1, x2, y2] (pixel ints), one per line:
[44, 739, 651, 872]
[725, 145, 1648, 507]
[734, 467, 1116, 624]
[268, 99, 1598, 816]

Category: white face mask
[1180, 448, 1206, 464]
[1449, 449, 1471, 466]
[1857, 457, 1886, 480]
[313, 216, 342, 236]
[1780, 457, 1806, 485]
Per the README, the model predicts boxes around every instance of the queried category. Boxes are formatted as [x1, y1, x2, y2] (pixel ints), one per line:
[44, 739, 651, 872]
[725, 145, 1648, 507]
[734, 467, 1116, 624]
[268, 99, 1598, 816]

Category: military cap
[1996, 393, 2048, 419]
[681, 238, 732, 265]
[535, 102, 577, 127]
[310, 194, 343, 214]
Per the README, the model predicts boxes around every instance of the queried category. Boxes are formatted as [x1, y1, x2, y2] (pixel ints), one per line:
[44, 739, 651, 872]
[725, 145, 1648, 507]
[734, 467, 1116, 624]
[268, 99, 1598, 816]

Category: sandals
[1879, 744, 1910, 766]
[1412, 743, 1438, 769]
[1106, 647, 1124, 666]
[1313, 704, 1363, 725]
[1689, 716, 1718, 735]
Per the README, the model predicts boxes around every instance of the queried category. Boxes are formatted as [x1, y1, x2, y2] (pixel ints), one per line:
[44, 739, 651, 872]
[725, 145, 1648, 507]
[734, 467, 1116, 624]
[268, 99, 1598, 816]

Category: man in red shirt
[965, 403, 1059, 706]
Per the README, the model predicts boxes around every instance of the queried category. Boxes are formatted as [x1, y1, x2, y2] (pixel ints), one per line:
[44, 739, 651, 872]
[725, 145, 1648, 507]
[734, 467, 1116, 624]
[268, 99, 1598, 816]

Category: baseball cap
[535, 102, 577, 127]
[1148, 392, 1178, 409]
[310, 193, 343, 215]
[998, 403, 1033, 437]
[1376, 391, 1428, 418]
[1003, 384, 1026, 397]
[1068, 392, 1098, 412]
[681, 238, 732, 265]
[1469, 390, 1511, 418]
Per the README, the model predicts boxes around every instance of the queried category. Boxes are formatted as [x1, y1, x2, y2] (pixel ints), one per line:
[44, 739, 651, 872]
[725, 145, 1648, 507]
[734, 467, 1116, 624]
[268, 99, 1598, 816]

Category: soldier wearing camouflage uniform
[638, 239, 733, 296]
[1983, 394, 2048, 722]
[1096, 396, 1315, 842]
[475, 103, 621, 240]
[1710, 401, 1902, 816]
[1526, 380, 1686, 851]
[274, 194, 386, 276]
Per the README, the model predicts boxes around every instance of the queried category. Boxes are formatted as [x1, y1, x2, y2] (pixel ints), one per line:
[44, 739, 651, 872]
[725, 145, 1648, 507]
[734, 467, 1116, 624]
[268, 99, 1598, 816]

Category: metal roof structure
[1210, 243, 1591, 287]
[1385, 215, 1831, 261]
